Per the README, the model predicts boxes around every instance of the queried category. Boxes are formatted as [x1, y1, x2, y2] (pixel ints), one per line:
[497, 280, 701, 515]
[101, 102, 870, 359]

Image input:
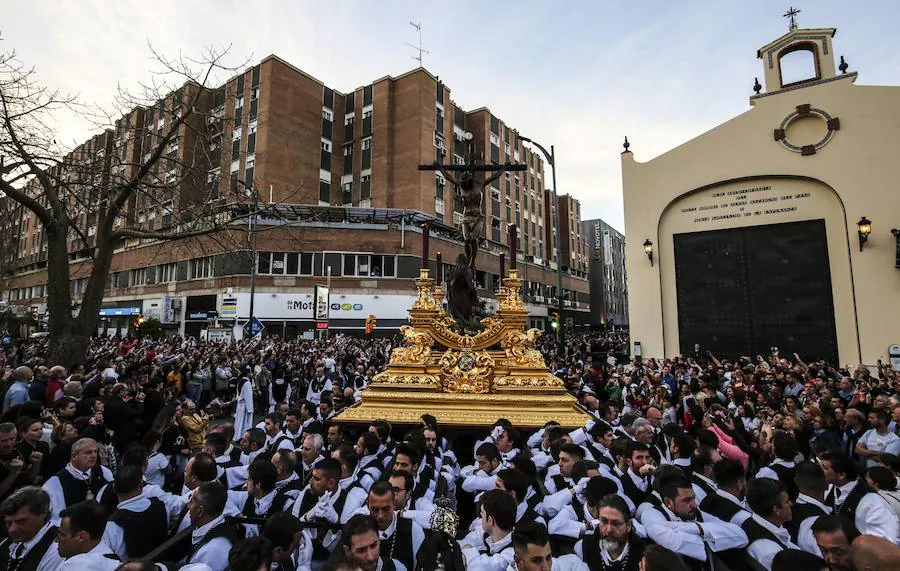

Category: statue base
[335, 269, 591, 429]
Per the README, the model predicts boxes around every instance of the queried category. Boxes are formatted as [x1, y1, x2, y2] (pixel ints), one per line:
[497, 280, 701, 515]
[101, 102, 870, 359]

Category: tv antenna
[404, 21, 430, 66]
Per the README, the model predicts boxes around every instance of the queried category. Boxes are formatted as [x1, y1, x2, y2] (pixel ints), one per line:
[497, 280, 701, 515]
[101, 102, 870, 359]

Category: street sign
[243, 316, 265, 337]
[315, 322, 329, 330]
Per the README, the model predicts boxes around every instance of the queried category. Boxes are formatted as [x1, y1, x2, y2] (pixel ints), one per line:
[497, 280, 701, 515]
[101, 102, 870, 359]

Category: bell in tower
[756, 7, 841, 94]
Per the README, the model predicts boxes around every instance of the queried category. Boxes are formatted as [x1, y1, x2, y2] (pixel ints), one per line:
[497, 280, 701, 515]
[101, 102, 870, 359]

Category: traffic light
[549, 312, 560, 330]
[135, 313, 145, 328]
[365, 314, 376, 335]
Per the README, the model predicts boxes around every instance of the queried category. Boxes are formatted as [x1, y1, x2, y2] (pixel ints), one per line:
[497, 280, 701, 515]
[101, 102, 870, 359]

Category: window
[363, 109, 373, 119]
[321, 140, 332, 152]
[257, 252, 271, 274]
[341, 253, 395, 277]
[129, 267, 147, 286]
[251, 87, 259, 100]
[158, 263, 177, 283]
[344, 115, 354, 126]
[233, 127, 242, 141]
[235, 96, 244, 109]
[435, 198, 445, 215]
[490, 133, 500, 146]
[189, 257, 214, 279]
[362, 138, 372, 151]
[271, 252, 285, 275]
[322, 108, 333, 121]
[299, 253, 313, 275]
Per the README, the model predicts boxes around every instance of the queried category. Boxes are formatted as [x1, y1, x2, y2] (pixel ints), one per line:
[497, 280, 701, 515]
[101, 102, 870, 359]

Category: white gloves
[573, 477, 590, 504]
[490, 425, 505, 442]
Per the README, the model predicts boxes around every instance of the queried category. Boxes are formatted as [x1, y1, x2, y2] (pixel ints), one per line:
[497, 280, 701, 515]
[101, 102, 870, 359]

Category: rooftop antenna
[404, 21, 430, 66]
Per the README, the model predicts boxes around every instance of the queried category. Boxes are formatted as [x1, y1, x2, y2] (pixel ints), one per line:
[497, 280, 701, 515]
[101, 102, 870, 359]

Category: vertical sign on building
[221, 296, 238, 318]
[161, 296, 174, 324]
[314, 285, 330, 321]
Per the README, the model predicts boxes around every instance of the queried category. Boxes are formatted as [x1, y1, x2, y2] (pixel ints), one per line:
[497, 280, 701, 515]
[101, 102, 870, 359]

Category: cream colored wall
[623, 75, 900, 365]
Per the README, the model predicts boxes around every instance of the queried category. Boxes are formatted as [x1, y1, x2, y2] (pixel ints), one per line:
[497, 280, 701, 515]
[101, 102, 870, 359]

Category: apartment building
[581, 218, 628, 329]
[0, 56, 590, 338]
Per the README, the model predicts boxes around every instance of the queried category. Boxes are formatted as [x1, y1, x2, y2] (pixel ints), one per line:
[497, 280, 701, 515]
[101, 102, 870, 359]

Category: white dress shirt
[794, 494, 830, 556]
[187, 515, 233, 571]
[638, 502, 748, 562]
[756, 460, 794, 481]
[712, 489, 752, 525]
[460, 529, 515, 571]
[831, 480, 900, 544]
[691, 472, 717, 505]
[745, 513, 798, 571]
[57, 540, 119, 570]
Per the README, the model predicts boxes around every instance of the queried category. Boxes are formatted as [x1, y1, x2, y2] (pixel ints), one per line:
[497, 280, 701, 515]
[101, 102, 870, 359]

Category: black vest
[767, 463, 799, 500]
[334, 481, 363, 516]
[741, 517, 790, 550]
[271, 379, 289, 403]
[267, 434, 292, 454]
[699, 492, 746, 524]
[550, 473, 571, 493]
[56, 465, 108, 508]
[110, 497, 169, 558]
[620, 472, 651, 507]
[229, 446, 243, 464]
[188, 520, 239, 561]
[581, 534, 644, 571]
[826, 479, 873, 525]
[380, 516, 415, 571]
[785, 500, 827, 543]
[410, 468, 434, 502]
[0, 526, 58, 571]
[691, 474, 716, 498]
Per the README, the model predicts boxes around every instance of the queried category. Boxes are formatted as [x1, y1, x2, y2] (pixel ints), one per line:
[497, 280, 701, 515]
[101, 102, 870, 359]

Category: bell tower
[756, 7, 839, 94]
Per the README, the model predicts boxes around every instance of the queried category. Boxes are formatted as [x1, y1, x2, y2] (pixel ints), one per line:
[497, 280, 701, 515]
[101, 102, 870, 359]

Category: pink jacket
[710, 423, 749, 470]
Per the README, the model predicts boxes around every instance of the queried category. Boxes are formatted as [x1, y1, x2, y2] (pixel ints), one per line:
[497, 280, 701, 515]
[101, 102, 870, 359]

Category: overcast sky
[3, 1, 899, 232]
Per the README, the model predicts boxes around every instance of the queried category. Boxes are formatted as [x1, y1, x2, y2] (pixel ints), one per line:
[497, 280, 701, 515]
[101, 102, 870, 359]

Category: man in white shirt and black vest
[102, 465, 169, 560]
[203, 432, 242, 473]
[757, 431, 799, 501]
[0, 486, 63, 571]
[42, 437, 113, 524]
[744, 477, 799, 571]
[820, 450, 900, 543]
[263, 412, 296, 455]
[573, 494, 644, 571]
[459, 489, 516, 571]
[332, 444, 369, 521]
[342, 513, 407, 571]
[360, 481, 425, 571]
[297, 433, 325, 484]
[698, 458, 751, 526]
[56, 499, 119, 570]
[638, 472, 748, 571]
[229, 460, 295, 536]
[179, 482, 238, 571]
[284, 409, 305, 448]
[620, 442, 654, 508]
[291, 458, 344, 565]
[788, 461, 831, 555]
[510, 521, 588, 571]
[689, 446, 721, 505]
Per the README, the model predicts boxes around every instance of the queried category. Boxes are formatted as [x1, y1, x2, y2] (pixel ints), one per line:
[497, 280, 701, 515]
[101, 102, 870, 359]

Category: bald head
[49, 365, 67, 379]
[851, 535, 900, 571]
[13, 367, 33, 383]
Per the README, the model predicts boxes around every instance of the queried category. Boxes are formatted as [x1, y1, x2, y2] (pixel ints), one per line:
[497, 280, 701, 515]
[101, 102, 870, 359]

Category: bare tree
[0, 39, 254, 365]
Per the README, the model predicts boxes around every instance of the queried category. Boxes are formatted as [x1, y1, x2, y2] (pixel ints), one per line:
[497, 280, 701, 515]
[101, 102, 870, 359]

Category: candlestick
[508, 224, 518, 270]
[436, 252, 442, 285]
[421, 224, 430, 270]
[499, 252, 506, 281]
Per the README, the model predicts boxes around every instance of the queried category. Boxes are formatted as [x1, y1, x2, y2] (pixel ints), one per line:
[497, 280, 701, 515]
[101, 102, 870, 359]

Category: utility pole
[238, 180, 260, 340]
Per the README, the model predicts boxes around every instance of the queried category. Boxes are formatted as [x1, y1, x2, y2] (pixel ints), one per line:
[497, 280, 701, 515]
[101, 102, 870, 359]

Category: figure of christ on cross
[419, 132, 526, 329]
[419, 133, 526, 270]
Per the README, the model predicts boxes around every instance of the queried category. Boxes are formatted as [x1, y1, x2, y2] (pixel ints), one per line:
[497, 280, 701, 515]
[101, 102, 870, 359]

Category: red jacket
[45, 378, 66, 405]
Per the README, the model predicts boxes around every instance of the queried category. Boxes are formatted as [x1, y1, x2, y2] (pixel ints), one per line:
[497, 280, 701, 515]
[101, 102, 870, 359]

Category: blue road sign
[243, 316, 265, 337]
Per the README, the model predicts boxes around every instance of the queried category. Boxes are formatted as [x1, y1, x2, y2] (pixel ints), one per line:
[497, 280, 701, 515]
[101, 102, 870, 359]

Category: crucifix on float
[419, 132, 526, 329]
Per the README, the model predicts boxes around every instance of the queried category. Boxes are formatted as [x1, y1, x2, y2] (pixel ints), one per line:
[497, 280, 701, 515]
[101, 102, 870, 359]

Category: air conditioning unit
[440, 149, 447, 156]
[207, 116, 216, 125]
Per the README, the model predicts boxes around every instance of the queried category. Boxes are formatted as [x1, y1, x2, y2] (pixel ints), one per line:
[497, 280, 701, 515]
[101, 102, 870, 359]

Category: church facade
[622, 23, 900, 366]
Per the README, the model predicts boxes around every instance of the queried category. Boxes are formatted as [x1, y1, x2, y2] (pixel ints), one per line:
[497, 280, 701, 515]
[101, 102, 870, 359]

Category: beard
[599, 535, 625, 554]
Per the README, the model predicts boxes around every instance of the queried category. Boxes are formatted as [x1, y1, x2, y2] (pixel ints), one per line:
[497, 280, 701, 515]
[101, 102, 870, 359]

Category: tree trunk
[48, 332, 91, 368]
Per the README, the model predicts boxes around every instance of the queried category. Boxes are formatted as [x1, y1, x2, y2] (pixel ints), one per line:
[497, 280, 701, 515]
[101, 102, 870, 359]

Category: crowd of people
[0, 330, 899, 571]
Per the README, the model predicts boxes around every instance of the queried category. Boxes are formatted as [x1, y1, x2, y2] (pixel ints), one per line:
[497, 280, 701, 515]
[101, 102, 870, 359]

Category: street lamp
[236, 180, 261, 338]
[518, 134, 565, 344]
[643, 239, 654, 266]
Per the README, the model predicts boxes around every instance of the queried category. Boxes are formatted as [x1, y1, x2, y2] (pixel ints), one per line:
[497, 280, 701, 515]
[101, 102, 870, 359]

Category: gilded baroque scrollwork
[494, 375, 565, 388]
[388, 325, 434, 365]
[500, 328, 545, 368]
[438, 349, 495, 394]
[411, 271, 438, 311]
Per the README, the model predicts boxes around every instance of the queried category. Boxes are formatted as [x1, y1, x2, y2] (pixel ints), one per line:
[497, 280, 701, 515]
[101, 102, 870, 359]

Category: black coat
[103, 396, 143, 449]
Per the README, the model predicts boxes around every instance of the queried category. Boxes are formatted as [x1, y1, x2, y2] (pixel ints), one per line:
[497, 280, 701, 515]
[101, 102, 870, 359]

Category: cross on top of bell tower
[784, 6, 801, 32]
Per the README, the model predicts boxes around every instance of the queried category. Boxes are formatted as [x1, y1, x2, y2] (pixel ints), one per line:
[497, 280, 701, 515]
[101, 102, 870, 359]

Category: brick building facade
[0, 56, 590, 338]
